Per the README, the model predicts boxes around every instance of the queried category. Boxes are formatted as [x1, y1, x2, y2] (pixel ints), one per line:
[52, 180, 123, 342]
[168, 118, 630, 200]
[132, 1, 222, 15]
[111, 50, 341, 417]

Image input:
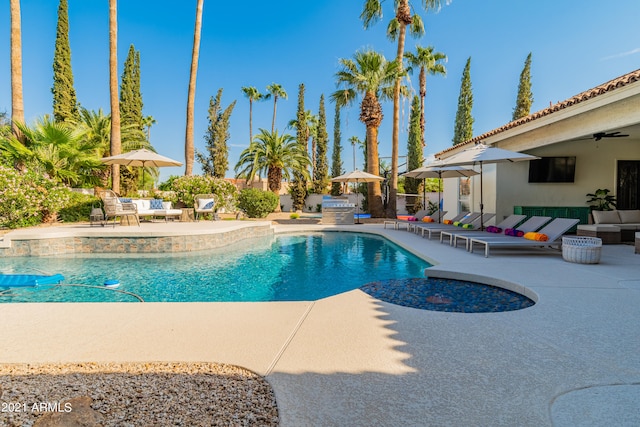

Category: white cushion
[618, 210, 640, 224]
[198, 198, 214, 210]
[592, 210, 621, 224]
[162, 201, 172, 210]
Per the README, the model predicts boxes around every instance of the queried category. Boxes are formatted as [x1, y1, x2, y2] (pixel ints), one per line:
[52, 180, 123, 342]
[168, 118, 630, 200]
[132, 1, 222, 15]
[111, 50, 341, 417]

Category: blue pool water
[0, 233, 430, 303]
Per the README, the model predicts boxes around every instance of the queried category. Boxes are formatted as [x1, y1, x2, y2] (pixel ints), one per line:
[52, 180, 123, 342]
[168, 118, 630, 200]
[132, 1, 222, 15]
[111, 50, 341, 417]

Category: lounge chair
[194, 194, 218, 220]
[98, 189, 140, 227]
[410, 211, 471, 235]
[440, 214, 527, 247]
[460, 215, 551, 251]
[468, 217, 580, 257]
[384, 209, 447, 230]
[405, 210, 448, 232]
[421, 212, 495, 240]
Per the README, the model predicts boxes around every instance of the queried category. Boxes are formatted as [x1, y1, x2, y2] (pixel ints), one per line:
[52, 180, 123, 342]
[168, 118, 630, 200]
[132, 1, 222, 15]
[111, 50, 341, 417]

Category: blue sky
[2, 0, 639, 183]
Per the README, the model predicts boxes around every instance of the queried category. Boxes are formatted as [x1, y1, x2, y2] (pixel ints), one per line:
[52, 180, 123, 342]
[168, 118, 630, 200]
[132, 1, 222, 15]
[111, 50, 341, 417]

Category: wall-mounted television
[528, 156, 576, 183]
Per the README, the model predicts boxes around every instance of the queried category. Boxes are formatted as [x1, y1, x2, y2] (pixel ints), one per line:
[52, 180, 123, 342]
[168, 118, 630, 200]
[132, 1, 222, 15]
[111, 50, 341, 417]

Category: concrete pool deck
[1, 221, 639, 426]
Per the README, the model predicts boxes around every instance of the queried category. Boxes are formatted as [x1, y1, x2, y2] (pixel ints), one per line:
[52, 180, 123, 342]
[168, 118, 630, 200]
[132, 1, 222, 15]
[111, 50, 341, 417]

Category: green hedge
[237, 189, 278, 218]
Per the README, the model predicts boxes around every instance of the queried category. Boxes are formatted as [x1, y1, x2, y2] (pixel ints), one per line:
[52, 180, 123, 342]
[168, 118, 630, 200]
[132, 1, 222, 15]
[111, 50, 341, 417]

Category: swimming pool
[0, 232, 430, 303]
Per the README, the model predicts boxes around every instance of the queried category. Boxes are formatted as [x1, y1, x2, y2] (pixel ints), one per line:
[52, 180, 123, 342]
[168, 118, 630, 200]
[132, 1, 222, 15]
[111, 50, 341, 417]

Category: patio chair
[194, 194, 218, 220]
[440, 214, 527, 247]
[410, 211, 470, 234]
[421, 212, 495, 240]
[98, 189, 140, 227]
[468, 217, 580, 257]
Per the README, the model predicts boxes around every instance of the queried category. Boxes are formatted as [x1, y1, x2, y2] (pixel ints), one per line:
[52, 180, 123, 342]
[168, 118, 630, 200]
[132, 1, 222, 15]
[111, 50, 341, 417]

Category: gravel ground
[0, 362, 278, 426]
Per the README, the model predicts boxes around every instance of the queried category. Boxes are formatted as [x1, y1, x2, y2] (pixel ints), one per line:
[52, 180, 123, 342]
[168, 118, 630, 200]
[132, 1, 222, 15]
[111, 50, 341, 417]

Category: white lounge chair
[410, 211, 471, 234]
[440, 214, 527, 247]
[461, 215, 551, 251]
[384, 210, 448, 230]
[468, 217, 580, 257]
[421, 213, 495, 240]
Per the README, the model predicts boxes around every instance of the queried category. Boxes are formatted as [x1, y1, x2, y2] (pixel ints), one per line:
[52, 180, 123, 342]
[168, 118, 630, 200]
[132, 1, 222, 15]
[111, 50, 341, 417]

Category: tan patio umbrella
[331, 169, 384, 224]
[101, 148, 183, 189]
[439, 143, 539, 229]
[403, 163, 479, 222]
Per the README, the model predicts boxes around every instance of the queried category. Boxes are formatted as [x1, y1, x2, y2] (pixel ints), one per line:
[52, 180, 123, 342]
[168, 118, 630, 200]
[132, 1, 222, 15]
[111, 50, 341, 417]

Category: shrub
[59, 192, 101, 223]
[0, 165, 71, 228]
[170, 175, 239, 212]
[237, 189, 278, 218]
[289, 212, 300, 219]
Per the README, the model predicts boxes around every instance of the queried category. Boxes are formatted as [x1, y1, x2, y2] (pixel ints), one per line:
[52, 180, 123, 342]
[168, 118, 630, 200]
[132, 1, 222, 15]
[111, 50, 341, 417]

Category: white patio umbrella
[439, 143, 539, 229]
[403, 163, 479, 222]
[331, 169, 384, 224]
[101, 148, 183, 189]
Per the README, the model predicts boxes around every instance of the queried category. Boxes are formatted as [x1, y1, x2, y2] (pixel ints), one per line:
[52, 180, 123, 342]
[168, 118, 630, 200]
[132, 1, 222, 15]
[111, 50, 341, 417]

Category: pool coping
[1, 222, 639, 426]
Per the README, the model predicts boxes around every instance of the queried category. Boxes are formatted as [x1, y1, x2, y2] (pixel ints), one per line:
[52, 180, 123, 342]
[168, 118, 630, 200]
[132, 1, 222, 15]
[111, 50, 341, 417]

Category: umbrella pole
[355, 178, 361, 224]
[437, 172, 442, 223]
[479, 162, 484, 230]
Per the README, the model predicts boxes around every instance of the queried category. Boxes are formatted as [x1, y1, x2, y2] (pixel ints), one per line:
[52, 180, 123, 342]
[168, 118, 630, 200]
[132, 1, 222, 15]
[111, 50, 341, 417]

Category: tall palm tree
[185, 0, 204, 176]
[142, 115, 156, 142]
[234, 129, 310, 211]
[10, 0, 24, 140]
[361, 0, 446, 216]
[333, 49, 400, 218]
[264, 83, 287, 133]
[404, 45, 447, 146]
[241, 86, 263, 143]
[109, 0, 121, 193]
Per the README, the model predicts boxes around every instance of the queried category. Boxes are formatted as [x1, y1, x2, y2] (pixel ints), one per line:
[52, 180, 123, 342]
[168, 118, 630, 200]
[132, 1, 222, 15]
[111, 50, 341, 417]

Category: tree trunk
[185, 0, 204, 175]
[366, 124, 384, 217]
[271, 96, 277, 133]
[419, 66, 426, 146]
[248, 98, 253, 143]
[267, 166, 282, 212]
[10, 0, 24, 140]
[388, 0, 411, 217]
[109, 0, 121, 193]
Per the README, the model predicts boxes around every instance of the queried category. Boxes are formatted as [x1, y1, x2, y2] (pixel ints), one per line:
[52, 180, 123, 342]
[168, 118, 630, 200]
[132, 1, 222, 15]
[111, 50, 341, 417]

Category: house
[436, 68, 640, 223]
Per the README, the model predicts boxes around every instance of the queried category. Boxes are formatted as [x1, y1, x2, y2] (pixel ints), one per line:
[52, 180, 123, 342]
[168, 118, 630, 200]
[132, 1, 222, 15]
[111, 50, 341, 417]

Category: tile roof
[438, 68, 640, 155]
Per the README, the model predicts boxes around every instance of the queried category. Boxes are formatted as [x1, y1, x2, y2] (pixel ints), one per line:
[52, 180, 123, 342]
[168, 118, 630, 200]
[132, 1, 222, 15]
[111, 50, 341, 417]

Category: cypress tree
[289, 83, 308, 210]
[452, 57, 474, 146]
[313, 94, 329, 193]
[196, 88, 236, 178]
[405, 95, 422, 196]
[330, 103, 343, 196]
[512, 52, 533, 121]
[51, 0, 79, 123]
[120, 45, 143, 134]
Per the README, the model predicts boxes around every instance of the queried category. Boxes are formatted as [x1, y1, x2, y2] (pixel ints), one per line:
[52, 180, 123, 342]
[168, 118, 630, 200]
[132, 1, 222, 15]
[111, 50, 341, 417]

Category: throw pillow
[150, 199, 164, 210]
[198, 198, 214, 210]
[118, 198, 132, 203]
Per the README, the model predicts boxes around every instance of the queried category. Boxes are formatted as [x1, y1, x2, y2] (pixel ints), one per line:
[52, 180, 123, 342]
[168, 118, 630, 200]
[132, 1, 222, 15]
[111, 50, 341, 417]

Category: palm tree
[142, 115, 156, 141]
[234, 129, 310, 211]
[333, 49, 400, 217]
[404, 45, 447, 146]
[108, 0, 121, 193]
[184, 0, 204, 176]
[10, 0, 24, 140]
[264, 83, 287, 133]
[11, 118, 104, 187]
[241, 86, 263, 143]
[361, 0, 446, 216]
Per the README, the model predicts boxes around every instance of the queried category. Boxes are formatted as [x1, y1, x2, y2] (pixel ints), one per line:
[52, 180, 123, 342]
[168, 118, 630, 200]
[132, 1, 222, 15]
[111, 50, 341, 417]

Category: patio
[1, 222, 639, 426]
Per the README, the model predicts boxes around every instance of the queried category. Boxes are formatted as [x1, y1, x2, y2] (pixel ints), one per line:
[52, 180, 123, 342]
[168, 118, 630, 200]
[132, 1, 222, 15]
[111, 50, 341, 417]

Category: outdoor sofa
[577, 210, 640, 243]
[129, 198, 182, 221]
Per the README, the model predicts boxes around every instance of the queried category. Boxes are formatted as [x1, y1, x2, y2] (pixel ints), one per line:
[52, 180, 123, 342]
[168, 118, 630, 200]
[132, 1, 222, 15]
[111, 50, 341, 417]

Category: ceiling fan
[592, 131, 629, 141]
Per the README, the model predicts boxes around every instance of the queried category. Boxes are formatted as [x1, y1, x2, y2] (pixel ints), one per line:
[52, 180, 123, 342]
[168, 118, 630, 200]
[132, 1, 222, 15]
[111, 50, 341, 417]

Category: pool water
[0, 233, 430, 303]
